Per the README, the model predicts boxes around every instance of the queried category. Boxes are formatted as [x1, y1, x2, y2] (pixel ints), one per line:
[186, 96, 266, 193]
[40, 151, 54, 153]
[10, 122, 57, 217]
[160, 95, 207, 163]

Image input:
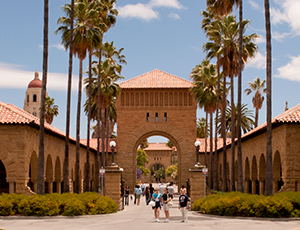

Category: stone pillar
[259, 180, 265, 195]
[104, 165, 122, 210]
[273, 179, 279, 193]
[244, 179, 249, 194]
[47, 181, 53, 194]
[188, 164, 207, 208]
[251, 180, 256, 194]
[8, 181, 15, 194]
[56, 180, 62, 194]
[32, 180, 37, 193]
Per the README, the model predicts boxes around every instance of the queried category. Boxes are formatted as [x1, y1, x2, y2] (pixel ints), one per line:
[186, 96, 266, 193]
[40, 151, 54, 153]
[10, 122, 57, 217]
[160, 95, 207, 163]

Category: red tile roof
[0, 101, 96, 151]
[241, 103, 300, 140]
[119, 69, 193, 89]
[144, 143, 173, 151]
[196, 138, 232, 152]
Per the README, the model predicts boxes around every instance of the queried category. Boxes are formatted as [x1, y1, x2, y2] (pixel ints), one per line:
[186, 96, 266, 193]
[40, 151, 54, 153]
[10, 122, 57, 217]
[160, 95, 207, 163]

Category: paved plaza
[0, 195, 300, 230]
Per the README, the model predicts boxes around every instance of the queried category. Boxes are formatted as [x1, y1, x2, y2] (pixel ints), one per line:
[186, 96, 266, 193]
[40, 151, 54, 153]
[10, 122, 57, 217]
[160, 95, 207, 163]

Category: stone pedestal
[188, 164, 207, 208]
[104, 165, 122, 210]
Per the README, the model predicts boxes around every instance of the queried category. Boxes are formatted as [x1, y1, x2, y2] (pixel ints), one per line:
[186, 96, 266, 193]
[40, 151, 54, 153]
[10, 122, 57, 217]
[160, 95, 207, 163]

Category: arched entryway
[0, 160, 9, 194]
[273, 151, 283, 192]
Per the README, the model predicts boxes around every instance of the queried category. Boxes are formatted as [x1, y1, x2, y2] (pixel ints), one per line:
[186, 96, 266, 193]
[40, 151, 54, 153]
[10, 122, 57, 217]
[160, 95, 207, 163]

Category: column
[8, 181, 15, 194]
[244, 179, 249, 194]
[273, 179, 279, 193]
[188, 164, 206, 208]
[259, 180, 265, 195]
[104, 165, 122, 210]
[251, 180, 256, 194]
[56, 180, 62, 194]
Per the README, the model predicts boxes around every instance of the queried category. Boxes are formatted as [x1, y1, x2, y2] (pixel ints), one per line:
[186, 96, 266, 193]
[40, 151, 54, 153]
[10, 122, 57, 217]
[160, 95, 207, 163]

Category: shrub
[0, 199, 14, 216]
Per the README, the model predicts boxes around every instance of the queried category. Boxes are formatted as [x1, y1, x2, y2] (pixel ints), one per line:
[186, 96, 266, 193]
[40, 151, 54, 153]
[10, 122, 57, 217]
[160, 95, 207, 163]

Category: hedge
[0, 192, 118, 216]
[193, 192, 300, 218]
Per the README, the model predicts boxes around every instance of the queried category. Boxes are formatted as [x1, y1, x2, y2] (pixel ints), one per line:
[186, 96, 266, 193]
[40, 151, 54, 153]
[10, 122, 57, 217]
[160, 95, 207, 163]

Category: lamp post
[109, 140, 116, 166]
[194, 140, 201, 166]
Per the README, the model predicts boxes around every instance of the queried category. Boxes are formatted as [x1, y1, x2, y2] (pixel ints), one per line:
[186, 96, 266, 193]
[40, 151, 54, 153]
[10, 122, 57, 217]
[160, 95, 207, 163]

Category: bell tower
[23, 71, 47, 117]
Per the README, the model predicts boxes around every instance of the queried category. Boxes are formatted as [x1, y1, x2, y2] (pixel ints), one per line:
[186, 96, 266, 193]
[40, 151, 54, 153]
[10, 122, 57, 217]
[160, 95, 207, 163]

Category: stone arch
[245, 157, 250, 193]
[54, 157, 61, 193]
[45, 155, 53, 194]
[251, 156, 258, 194]
[28, 151, 38, 192]
[273, 151, 283, 192]
[0, 160, 9, 194]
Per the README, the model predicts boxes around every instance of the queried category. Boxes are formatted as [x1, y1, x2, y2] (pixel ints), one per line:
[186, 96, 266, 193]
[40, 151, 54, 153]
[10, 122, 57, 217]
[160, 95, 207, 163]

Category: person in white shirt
[141, 182, 146, 196]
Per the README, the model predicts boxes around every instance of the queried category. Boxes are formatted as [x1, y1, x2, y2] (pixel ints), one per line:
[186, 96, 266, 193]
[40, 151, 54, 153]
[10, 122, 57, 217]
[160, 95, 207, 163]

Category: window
[164, 113, 167, 122]
[155, 113, 158, 122]
[33, 94, 37, 102]
[27, 95, 29, 103]
[146, 113, 149, 122]
[33, 112, 37, 116]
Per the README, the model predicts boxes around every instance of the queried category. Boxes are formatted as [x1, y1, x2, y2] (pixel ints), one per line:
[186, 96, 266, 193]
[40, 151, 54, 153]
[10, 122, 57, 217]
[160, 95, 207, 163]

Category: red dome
[28, 79, 42, 88]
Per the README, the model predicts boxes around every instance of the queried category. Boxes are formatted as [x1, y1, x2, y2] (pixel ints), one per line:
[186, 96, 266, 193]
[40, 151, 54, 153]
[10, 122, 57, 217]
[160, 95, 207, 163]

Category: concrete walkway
[0, 195, 300, 230]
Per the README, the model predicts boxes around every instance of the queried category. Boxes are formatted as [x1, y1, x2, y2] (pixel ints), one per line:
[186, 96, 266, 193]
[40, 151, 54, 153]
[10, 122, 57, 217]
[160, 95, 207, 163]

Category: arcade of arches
[1, 70, 300, 201]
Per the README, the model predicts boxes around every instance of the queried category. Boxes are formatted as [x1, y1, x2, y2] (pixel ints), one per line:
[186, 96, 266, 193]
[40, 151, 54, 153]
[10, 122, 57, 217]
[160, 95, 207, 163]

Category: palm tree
[43, 96, 59, 125]
[217, 103, 255, 136]
[264, 0, 273, 196]
[55, 0, 102, 193]
[37, 0, 49, 195]
[197, 118, 207, 138]
[244, 77, 266, 128]
[190, 59, 218, 189]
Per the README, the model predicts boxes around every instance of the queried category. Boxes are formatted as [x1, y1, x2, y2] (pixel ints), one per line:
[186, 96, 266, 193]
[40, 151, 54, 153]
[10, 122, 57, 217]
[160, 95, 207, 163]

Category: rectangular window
[164, 113, 167, 122]
[146, 113, 149, 122]
[155, 113, 158, 122]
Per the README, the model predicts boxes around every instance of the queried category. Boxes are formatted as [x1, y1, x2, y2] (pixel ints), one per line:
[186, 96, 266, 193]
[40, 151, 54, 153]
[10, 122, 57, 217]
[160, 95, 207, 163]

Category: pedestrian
[168, 182, 174, 198]
[152, 188, 162, 222]
[149, 183, 154, 199]
[134, 184, 142, 206]
[158, 182, 165, 195]
[162, 187, 172, 222]
[141, 181, 146, 196]
[124, 186, 130, 206]
[178, 188, 189, 223]
[145, 186, 150, 205]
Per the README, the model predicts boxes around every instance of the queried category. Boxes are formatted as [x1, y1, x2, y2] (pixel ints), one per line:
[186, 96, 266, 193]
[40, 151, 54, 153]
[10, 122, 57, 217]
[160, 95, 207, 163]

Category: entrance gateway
[115, 69, 198, 189]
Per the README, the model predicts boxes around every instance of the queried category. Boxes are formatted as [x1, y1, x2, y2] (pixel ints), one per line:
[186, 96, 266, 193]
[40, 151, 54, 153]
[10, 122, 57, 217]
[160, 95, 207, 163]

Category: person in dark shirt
[162, 187, 172, 222]
[149, 183, 154, 198]
[178, 188, 189, 222]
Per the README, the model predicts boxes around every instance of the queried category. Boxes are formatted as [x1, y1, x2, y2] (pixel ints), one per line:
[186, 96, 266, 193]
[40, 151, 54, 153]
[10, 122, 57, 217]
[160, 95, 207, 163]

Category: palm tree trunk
[205, 112, 208, 166]
[213, 63, 221, 191]
[222, 75, 228, 192]
[209, 112, 213, 189]
[75, 59, 83, 194]
[37, 0, 48, 195]
[230, 74, 235, 192]
[255, 107, 259, 128]
[264, 0, 273, 196]
[105, 107, 109, 165]
[86, 51, 92, 192]
[237, 0, 244, 193]
[97, 46, 102, 193]
[64, 0, 74, 194]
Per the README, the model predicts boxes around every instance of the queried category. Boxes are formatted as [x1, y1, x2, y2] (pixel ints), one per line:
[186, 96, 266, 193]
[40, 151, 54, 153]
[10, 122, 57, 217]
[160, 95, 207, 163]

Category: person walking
[178, 188, 189, 223]
[141, 182, 146, 196]
[162, 187, 172, 222]
[124, 186, 130, 206]
[134, 184, 142, 206]
[145, 186, 150, 205]
[152, 188, 162, 222]
[168, 182, 174, 198]
[149, 183, 154, 199]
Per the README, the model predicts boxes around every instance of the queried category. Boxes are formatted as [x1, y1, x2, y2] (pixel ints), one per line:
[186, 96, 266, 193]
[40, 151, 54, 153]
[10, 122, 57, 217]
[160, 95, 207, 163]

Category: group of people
[124, 182, 190, 223]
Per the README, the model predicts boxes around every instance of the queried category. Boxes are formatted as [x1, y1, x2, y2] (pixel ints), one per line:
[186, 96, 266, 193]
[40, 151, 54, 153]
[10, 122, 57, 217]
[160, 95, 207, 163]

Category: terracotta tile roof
[144, 143, 174, 151]
[0, 101, 96, 151]
[196, 138, 232, 152]
[241, 103, 300, 140]
[119, 69, 193, 89]
[80, 138, 117, 152]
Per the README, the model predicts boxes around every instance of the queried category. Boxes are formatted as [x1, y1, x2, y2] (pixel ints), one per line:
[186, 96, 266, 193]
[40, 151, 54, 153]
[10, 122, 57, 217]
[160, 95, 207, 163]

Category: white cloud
[248, 0, 261, 10]
[0, 62, 79, 92]
[118, 3, 159, 21]
[168, 13, 180, 20]
[148, 0, 184, 9]
[272, 31, 291, 42]
[117, 0, 185, 21]
[50, 43, 65, 51]
[255, 34, 265, 44]
[271, 0, 300, 36]
[246, 51, 266, 69]
[275, 55, 300, 82]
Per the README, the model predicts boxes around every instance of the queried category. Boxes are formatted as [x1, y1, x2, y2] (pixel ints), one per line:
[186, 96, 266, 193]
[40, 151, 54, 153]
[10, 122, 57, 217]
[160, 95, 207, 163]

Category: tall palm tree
[55, 0, 102, 193]
[197, 118, 207, 138]
[37, 0, 49, 195]
[264, 0, 273, 196]
[244, 77, 266, 128]
[43, 96, 59, 125]
[190, 59, 218, 189]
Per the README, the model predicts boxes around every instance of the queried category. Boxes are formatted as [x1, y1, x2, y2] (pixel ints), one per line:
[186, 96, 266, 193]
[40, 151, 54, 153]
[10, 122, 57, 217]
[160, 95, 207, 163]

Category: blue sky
[0, 0, 299, 142]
